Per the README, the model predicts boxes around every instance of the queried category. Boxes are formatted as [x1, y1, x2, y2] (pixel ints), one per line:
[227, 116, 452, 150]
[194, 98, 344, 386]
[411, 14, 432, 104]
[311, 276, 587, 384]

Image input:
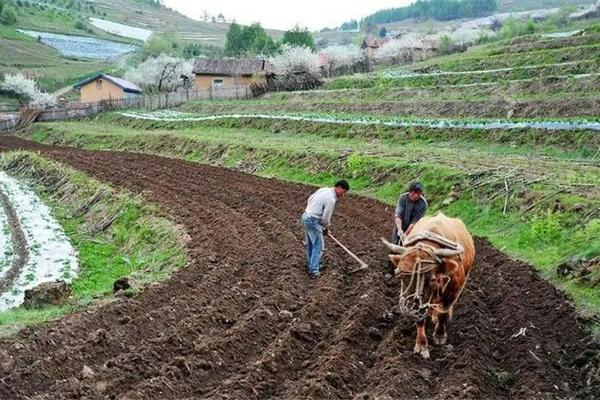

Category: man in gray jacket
[392, 181, 427, 245]
[301, 180, 350, 278]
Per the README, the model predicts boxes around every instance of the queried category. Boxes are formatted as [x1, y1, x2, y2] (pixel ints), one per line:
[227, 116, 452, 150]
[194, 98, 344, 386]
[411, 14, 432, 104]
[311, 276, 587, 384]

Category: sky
[163, 0, 413, 31]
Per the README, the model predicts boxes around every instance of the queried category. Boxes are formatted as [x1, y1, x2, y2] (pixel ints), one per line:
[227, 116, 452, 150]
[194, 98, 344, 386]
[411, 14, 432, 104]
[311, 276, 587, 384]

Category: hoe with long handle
[327, 233, 368, 272]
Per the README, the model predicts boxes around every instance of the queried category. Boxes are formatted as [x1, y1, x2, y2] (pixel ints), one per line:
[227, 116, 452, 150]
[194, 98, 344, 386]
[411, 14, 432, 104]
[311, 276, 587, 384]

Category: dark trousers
[391, 226, 402, 245]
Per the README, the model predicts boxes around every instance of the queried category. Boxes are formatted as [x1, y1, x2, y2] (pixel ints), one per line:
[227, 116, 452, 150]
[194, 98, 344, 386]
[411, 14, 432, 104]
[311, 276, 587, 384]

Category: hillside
[360, 0, 593, 26]
[0, 25, 112, 103]
[0, 0, 284, 104]
[8, 0, 281, 45]
[498, 0, 594, 12]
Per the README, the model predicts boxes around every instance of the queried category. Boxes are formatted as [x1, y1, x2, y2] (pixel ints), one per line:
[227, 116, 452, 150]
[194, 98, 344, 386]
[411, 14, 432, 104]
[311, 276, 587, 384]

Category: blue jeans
[301, 213, 324, 274]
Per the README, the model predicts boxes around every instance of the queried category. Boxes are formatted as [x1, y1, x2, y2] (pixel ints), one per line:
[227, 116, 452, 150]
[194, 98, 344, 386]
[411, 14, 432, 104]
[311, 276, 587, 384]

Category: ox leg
[433, 312, 449, 345]
[413, 317, 430, 359]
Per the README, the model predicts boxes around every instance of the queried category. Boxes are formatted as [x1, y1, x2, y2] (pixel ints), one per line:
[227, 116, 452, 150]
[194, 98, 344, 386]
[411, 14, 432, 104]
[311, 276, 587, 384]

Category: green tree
[143, 29, 181, 57]
[339, 19, 358, 31]
[241, 23, 278, 54]
[499, 17, 538, 40]
[225, 22, 278, 56]
[0, 3, 17, 25]
[281, 25, 315, 50]
[225, 22, 244, 55]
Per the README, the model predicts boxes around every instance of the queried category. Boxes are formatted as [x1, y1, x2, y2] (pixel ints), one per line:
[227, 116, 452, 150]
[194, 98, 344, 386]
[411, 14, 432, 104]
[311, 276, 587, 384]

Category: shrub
[528, 211, 563, 244]
[74, 19, 86, 30]
[499, 17, 538, 40]
[438, 34, 454, 55]
[0, 3, 17, 25]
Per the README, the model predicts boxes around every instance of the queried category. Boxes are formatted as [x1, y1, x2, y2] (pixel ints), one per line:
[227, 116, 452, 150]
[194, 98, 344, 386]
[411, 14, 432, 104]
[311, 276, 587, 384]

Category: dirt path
[0, 136, 597, 399]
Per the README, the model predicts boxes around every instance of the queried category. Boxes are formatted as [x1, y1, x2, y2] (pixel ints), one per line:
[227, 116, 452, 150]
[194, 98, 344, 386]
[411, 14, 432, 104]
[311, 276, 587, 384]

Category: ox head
[380, 237, 464, 317]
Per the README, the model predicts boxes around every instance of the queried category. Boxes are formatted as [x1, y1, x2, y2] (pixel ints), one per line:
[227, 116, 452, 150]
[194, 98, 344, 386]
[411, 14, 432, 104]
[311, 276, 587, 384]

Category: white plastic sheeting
[0, 172, 78, 311]
[89, 17, 153, 41]
[119, 110, 600, 132]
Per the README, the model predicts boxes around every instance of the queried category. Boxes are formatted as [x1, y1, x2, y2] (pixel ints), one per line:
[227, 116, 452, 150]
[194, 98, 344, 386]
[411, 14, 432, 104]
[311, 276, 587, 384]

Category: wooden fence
[0, 85, 252, 133]
[0, 117, 18, 133]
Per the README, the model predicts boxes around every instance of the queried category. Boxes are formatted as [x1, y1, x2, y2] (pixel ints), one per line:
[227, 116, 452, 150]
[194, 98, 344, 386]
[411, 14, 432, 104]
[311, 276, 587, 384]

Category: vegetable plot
[18, 29, 138, 60]
[0, 172, 78, 311]
[119, 110, 600, 131]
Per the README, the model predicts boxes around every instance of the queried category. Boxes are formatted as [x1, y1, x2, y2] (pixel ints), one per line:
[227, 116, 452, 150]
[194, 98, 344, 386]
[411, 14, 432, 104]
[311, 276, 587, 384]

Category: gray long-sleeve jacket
[395, 192, 427, 231]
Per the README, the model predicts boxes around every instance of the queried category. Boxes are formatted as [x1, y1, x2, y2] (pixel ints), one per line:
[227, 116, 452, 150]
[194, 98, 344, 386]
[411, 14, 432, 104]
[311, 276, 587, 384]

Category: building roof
[193, 58, 273, 76]
[73, 73, 142, 94]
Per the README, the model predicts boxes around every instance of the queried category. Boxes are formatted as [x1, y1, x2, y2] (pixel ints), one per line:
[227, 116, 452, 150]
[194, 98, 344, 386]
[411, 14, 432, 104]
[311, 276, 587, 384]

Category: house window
[96, 79, 103, 90]
[212, 78, 224, 88]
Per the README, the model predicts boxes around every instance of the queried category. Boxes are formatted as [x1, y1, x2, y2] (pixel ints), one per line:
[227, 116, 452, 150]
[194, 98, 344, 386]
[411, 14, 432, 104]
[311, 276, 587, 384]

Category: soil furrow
[0, 185, 29, 296]
[0, 136, 597, 400]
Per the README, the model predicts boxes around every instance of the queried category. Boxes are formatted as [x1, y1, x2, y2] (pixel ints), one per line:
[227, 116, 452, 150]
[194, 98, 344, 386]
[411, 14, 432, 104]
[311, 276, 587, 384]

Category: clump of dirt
[22, 282, 71, 308]
[0, 136, 597, 399]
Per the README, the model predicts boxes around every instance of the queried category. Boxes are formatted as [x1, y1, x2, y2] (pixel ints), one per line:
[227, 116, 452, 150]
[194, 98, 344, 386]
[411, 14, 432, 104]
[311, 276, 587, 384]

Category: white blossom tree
[29, 92, 58, 108]
[0, 73, 57, 109]
[124, 54, 194, 93]
[268, 44, 320, 75]
[375, 35, 435, 63]
[320, 44, 363, 73]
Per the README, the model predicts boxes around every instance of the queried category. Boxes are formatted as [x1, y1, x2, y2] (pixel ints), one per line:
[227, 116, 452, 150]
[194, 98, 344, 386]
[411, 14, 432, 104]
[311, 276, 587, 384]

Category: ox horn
[380, 237, 407, 254]
[434, 246, 464, 258]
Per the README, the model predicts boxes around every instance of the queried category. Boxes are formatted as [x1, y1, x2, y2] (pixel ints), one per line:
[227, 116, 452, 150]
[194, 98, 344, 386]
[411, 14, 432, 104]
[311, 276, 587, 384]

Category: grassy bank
[22, 118, 600, 327]
[0, 152, 188, 335]
[108, 113, 600, 158]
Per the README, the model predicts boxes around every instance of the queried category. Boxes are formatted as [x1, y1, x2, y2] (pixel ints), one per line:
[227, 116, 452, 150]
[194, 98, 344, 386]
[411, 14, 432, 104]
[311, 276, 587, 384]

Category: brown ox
[381, 212, 475, 359]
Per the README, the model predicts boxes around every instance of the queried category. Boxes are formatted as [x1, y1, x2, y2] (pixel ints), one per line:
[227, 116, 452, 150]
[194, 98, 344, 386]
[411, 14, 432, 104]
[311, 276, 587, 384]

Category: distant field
[0, 26, 112, 94]
[18, 29, 138, 59]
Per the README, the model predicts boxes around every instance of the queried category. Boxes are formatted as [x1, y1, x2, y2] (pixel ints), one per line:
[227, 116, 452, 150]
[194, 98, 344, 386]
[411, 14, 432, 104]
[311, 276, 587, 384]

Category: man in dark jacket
[391, 181, 427, 245]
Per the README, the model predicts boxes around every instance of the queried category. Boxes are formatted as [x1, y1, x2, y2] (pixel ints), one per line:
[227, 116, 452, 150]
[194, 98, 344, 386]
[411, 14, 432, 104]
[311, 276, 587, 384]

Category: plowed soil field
[0, 136, 597, 400]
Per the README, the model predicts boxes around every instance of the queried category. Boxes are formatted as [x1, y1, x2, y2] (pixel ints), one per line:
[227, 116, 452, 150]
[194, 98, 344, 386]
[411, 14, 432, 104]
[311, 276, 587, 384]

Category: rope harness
[394, 232, 462, 320]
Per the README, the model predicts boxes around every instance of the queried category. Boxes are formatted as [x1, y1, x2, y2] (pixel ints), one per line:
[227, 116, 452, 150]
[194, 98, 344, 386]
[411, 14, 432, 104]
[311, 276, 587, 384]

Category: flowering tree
[269, 44, 320, 75]
[320, 44, 363, 73]
[375, 35, 434, 62]
[29, 92, 58, 108]
[0, 73, 57, 108]
[124, 54, 194, 92]
[1, 73, 37, 96]
[430, 28, 496, 47]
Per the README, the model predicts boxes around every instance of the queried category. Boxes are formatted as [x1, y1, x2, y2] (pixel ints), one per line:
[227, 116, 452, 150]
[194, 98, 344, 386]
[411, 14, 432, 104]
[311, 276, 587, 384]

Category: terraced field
[178, 33, 600, 120]
[1, 30, 599, 399]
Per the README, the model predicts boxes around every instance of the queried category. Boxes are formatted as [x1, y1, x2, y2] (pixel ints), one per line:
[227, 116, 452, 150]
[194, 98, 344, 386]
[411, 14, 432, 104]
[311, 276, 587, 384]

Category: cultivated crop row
[119, 110, 600, 131]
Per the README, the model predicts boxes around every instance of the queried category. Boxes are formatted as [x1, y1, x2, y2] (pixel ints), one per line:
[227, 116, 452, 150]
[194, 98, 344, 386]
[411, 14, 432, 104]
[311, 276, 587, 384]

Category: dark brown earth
[0, 136, 598, 400]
